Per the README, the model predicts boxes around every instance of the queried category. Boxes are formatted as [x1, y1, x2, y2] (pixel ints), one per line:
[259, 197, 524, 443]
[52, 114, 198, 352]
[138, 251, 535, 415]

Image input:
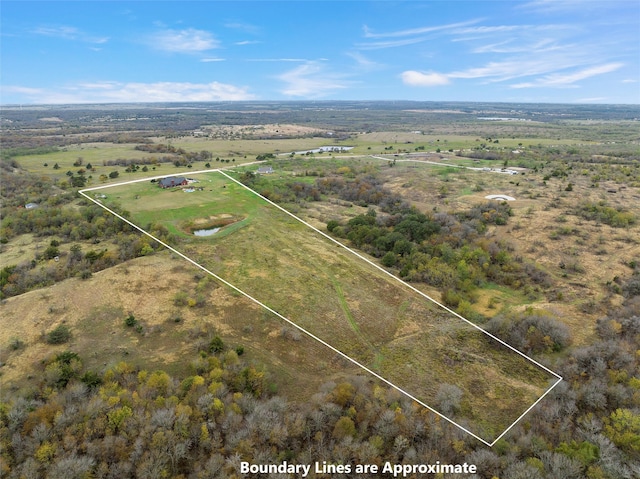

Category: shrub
[326, 220, 340, 232]
[623, 276, 640, 298]
[46, 325, 72, 344]
[8, 337, 25, 350]
[209, 336, 225, 353]
[173, 291, 188, 306]
[381, 251, 397, 267]
[43, 245, 59, 260]
[441, 289, 462, 308]
[125, 314, 137, 327]
[577, 201, 636, 227]
[81, 370, 103, 388]
[485, 313, 571, 353]
[436, 383, 463, 416]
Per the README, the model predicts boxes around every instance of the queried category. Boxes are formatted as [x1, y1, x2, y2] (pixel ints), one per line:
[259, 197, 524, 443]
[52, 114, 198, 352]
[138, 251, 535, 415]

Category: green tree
[209, 336, 225, 353]
[70, 175, 87, 188]
[381, 251, 397, 267]
[332, 416, 356, 440]
[604, 408, 640, 457]
[327, 220, 340, 233]
[556, 440, 599, 467]
[107, 405, 133, 434]
[43, 245, 59, 260]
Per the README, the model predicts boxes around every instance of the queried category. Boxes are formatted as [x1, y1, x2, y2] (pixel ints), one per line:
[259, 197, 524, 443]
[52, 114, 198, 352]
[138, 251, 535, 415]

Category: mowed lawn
[98, 172, 259, 238]
[98, 171, 558, 443]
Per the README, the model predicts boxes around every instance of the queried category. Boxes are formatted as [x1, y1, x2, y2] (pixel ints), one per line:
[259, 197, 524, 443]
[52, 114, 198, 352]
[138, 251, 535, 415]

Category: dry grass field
[0, 253, 360, 403]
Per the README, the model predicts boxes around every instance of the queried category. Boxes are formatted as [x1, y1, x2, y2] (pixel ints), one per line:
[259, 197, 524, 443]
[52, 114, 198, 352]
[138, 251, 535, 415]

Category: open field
[0, 253, 355, 403]
[95, 171, 559, 443]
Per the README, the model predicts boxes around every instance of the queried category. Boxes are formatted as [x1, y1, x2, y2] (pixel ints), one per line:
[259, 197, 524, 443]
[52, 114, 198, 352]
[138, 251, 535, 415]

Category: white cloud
[400, 56, 623, 91]
[346, 51, 383, 71]
[471, 38, 565, 54]
[150, 28, 219, 53]
[453, 25, 522, 35]
[31, 25, 108, 44]
[278, 62, 351, 97]
[401, 71, 450, 86]
[622, 79, 638, 83]
[248, 58, 308, 62]
[356, 37, 430, 50]
[2, 85, 46, 97]
[4, 81, 255, 104]
[224, 22, 260, 34]
[235, 40, 261, 46]
[447, 59, 551, 82]
[518, 0, 629, 14]
[200, 58, 226, 63]
[363, 19, 481, 38]
[510, 63, 624, 88]
[32, 26, 79, 39]
[358, 20, 483, 50]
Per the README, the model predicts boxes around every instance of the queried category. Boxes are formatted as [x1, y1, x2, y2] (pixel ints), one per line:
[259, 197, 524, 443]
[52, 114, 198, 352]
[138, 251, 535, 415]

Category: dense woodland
[1, 103, 639, 478]
[0, 173, 167, 299]
[0, 288, 638, 478]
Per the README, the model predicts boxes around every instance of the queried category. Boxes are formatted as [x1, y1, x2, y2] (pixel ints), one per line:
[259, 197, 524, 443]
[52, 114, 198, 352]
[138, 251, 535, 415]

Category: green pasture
[169, 137, 338, 158]
[258, 155, 380, 175]
[15, 143, 141, 175]
[349, 131, 587, 155]
[96, 170, 558, 443]
[12, 131, 585, 187]
[100, 172, 259, 238]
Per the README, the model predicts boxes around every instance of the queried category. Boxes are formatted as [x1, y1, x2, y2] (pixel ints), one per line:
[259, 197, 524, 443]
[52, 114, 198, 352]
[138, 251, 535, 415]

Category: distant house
[257, 166, 274, 174]
[158, 176, 188, 188]
[25, 203, 39, 209]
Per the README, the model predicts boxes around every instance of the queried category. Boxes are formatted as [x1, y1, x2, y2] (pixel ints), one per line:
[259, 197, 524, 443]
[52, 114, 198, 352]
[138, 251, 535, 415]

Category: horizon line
[2, 99, 640, 108]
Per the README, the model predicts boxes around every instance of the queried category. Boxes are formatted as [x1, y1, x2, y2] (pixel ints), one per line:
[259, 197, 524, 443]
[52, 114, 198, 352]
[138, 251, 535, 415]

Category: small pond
[193, 227, 221, 237]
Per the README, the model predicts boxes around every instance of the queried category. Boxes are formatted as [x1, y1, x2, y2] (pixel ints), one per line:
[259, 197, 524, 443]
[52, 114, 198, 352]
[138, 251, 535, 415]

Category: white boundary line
[80, 168, 563, 446]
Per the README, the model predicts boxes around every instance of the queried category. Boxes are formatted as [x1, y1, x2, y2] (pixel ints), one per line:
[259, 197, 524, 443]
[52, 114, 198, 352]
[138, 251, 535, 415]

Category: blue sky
[2, 1, 639, 104]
